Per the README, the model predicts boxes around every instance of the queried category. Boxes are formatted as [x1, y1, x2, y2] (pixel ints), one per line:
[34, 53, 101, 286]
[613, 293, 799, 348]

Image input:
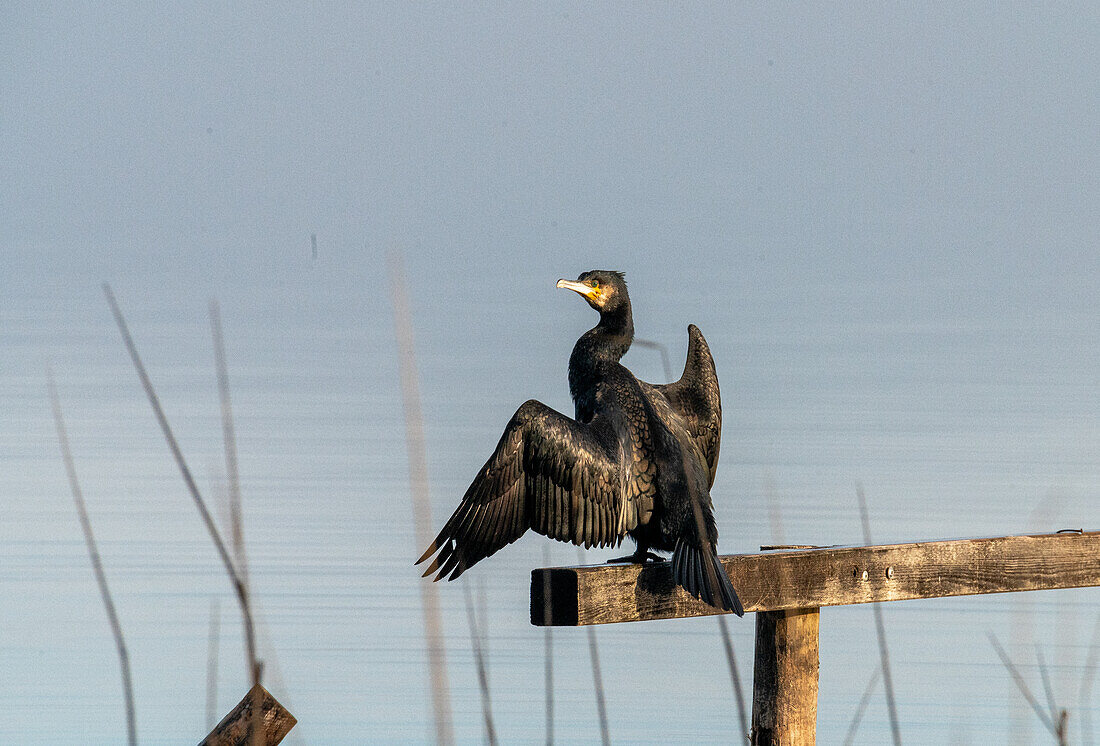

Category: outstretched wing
[649, 324, 722, 486]
[416, 399, 629, 581]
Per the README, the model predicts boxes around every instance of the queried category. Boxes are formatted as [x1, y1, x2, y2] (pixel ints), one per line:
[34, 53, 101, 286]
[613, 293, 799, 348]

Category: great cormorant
[416, 270, 743, 614]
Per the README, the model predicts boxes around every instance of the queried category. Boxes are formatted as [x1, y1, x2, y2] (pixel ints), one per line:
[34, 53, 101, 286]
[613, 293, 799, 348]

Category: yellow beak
[556, 279, 595, 299]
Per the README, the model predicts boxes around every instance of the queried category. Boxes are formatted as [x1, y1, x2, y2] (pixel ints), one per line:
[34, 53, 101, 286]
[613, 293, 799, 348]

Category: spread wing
[649, 324, 722, 486]
[416, 399, 631, 581]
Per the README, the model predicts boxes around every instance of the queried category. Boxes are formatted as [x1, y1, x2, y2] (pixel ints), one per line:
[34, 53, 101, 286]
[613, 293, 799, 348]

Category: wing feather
[417, 399, 636, 581]
[647, 325, 722, 487]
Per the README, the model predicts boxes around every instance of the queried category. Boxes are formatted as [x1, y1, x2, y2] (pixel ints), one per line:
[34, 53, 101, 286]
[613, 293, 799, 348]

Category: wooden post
[199, 684, 297, 746]
[750, 608, 819, 745]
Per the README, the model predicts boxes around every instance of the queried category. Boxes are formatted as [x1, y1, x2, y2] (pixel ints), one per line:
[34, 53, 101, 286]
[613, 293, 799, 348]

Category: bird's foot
[606, 550, 664, 564]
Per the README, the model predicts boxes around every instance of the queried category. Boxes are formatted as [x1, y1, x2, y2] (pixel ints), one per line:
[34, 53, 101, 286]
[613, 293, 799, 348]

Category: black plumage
[416, 270, 743, 615]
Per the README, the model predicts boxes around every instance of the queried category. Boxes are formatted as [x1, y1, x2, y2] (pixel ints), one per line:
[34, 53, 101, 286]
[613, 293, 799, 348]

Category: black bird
[416, 270, 743, 614]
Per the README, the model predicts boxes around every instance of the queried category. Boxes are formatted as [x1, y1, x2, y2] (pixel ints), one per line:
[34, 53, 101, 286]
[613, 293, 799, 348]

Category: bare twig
[387, 254, 454, 745]
[857, 484, 901, 746]
[103, 286, 263, 693]
[49, 372, 138, 746]
[464, 583, 497, 745]
[842, 668, 881, 746]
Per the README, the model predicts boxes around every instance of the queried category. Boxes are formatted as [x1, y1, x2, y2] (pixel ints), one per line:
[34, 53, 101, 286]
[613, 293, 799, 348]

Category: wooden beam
[199, 684, 297, 746]
[530, 531, 1100, 626]
[750, 608, 819, 745]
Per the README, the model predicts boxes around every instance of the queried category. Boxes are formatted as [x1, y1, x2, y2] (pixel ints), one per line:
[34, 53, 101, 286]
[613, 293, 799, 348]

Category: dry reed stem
[989, 633, 1062, 739]
[209, 301, 263, 746]
[207, 596, 221, 730]
[638, 336, 749, 731]
[1036, 647, 1061, 735]
[841, 668, 881, 746]
[1079, 613, 1100, 745]
[577, 548, 611, 746]
[104, 285, 267, 740]
[632, 338, 674, 383]
[543, 543, 554, 746]
[857, 484, 902, 746]
[49, 373, 138, 746]
[464, 583, 497, 745]
[386, 253, 455, 745]
[716, 613, 749, 739]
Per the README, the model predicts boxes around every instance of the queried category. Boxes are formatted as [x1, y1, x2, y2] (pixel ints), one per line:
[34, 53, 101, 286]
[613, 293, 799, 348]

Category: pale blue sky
[2, 4, 1098, 742]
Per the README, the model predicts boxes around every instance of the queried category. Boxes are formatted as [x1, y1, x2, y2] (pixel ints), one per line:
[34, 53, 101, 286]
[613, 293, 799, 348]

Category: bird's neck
[568, 305, 634, 400]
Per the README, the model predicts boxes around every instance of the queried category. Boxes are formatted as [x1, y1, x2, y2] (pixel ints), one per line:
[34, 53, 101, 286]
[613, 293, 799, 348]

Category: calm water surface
[2, 268, 1097, 744]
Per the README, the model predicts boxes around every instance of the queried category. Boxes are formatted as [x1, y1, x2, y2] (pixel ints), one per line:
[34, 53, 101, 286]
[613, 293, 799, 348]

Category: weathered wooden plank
[531, 531, 1100, 626]
[750, 608, 819, 746]
[199, 684, 296, 746]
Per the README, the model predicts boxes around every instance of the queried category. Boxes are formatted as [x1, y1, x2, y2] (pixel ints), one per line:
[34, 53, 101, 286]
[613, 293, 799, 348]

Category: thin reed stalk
[765, 476, 786, 547]
[633, 338, 674, 382]
[841, 668, 881, 746]
[49, 373, 138, 746]
[206, 597, 221, 730]
[856, 484, 901, 746]
[577, 548, 610, 746]
[543, 543, 554, 746]
[1080, 613, 1100, 745]
[210, 302, 256, 675]
[639, 336, 748, 728]
[209, 301, 263, 746]
[103, 285, 261, 690]
[387, 253, 455, 745]
[464, 583, 497, 745]
[716, 614, 748, 739]
[989, 633, 1064, 740]
[1036, 648, 1060, 735]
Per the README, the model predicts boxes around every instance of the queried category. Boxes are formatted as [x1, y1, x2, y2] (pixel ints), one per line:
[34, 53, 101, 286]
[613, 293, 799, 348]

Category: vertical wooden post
[750, 607, 820, 745]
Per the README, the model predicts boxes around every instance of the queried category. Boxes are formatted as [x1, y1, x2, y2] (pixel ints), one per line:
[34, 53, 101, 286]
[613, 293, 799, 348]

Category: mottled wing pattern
[650, 324, 722, 486]
[605, 380, 658, 533]
[417, 399, 627, 581]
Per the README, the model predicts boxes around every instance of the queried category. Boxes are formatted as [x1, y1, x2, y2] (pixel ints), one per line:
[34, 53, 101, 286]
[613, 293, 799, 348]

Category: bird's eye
[591, 280, 600, 290]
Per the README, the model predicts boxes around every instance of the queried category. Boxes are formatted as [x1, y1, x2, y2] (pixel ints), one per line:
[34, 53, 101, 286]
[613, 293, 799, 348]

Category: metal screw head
[860, 569, 869, 581]
[886, 566, 895, 579]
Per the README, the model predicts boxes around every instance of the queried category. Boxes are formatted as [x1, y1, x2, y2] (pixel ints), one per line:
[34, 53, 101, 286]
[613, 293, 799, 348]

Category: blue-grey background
[2, 3, 1097, 743]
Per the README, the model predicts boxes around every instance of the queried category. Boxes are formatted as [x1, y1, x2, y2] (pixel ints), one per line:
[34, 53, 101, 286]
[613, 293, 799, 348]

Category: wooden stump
[199, 684, 297, 746]
[750, 608, 819, 745]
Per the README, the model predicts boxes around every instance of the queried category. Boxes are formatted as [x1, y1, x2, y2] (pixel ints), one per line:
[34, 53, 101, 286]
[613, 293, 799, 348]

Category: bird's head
[556, 270, 629, 314]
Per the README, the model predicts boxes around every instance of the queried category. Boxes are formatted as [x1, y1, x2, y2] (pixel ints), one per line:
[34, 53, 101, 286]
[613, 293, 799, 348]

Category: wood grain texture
[198, 684, 296, 746]
[750, 608, 819, 746]
[531, 531, 1100, 626]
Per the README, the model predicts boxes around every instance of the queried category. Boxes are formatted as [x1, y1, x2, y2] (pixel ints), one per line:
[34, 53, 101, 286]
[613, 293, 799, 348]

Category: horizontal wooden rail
[531, 530, 1100, 626]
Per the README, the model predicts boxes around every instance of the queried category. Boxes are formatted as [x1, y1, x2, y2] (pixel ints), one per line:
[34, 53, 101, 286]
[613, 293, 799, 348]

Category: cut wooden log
[531, 530, 1100, 626]
[199, 684, 296, 746]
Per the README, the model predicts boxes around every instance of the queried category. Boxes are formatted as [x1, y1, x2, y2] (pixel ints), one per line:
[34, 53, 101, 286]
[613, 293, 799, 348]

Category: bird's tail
[672, 537, 744, 616]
